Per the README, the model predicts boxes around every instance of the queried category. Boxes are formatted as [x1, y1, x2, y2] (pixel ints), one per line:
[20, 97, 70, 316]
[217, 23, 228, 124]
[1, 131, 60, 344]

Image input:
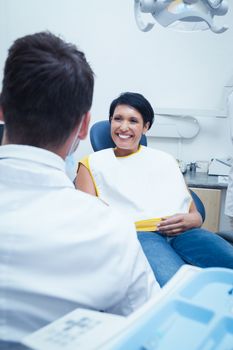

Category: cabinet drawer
[189, 187, 221, 232]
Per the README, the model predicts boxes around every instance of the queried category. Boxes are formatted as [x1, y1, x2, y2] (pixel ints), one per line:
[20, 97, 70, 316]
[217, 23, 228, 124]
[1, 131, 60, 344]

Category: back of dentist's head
[0, 31, 94, 148]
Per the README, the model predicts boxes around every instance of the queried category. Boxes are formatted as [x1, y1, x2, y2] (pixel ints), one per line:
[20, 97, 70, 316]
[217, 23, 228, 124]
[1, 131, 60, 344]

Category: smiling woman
[75, 92, 233, 287]
[110, 105, 149, 156]
[108, 92, 154, 157]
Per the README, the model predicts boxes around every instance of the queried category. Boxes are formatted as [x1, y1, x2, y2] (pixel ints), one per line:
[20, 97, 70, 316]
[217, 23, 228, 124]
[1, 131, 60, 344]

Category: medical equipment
[134, 0, 228, 33]
[146, 115, 200, 139]
[208, 157, 233, 176]
[22, 266, 233, 350]
[108, 267, 233, 350]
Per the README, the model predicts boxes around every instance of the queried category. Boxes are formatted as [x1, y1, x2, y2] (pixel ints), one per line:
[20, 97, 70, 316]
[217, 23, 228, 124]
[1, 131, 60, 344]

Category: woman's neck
[114, 146, 140, 157]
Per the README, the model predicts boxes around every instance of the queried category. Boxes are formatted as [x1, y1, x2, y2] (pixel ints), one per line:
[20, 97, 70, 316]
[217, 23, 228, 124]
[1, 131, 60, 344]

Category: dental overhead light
[134, 0, 229, 33]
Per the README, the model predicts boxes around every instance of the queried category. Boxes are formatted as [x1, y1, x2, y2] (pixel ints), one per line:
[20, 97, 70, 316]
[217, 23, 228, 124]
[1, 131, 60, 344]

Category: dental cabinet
[184, 172, 229, 232]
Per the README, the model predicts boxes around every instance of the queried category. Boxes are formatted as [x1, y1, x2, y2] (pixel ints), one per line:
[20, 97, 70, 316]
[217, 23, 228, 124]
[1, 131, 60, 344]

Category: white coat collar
[0, 145, 73, 188]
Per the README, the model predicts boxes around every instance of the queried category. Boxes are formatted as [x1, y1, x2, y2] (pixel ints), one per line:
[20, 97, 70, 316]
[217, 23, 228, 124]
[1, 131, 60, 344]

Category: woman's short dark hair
[0, 31, 94, 147]
[109, 92, 154, 129]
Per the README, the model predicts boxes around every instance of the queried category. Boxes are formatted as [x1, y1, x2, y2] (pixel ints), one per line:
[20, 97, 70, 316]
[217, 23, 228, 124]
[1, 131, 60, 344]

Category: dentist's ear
[78, 112, 91, 140]
[0, 107, 4, 122]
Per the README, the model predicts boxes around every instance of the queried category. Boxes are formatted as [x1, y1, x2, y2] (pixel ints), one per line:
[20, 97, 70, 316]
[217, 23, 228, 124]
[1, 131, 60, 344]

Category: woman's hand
[157, 211, 202, 236]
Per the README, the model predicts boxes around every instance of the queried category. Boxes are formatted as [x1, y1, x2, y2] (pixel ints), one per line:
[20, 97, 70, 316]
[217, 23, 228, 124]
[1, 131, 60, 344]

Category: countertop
[184, 171, 228, 189]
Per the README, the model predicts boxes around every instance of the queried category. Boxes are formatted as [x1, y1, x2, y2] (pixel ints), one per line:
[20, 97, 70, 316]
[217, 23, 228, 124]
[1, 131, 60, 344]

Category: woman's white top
[82, 146, 192, 231]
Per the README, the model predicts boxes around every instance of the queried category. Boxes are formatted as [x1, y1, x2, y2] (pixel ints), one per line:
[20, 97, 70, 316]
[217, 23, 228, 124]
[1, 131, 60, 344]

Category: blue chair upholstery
[216, 231, 233, 245]
[90, 120, 205, 223]
[0, 123, 3, 144]
[0, 340, 31, 350]
[90, 120, 147, 152]
[189, 189, 205, 223]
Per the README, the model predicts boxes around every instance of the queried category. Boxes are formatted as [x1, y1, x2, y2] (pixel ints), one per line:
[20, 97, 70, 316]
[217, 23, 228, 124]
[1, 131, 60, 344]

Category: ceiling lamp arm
[204, 0, 229, 33]
[206, 0, 226, 10]
[134, 0, 155, 32]
[205, 20, 228, 33]
[134, 0, 228, 33]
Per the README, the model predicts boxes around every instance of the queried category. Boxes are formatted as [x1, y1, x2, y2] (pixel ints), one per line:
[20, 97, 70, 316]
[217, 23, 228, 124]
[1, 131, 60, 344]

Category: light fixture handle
[134, 0, 155, 32]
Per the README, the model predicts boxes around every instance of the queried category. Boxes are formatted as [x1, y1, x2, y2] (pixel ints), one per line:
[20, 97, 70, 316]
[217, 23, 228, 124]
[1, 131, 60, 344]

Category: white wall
[1, 0, 233, 163]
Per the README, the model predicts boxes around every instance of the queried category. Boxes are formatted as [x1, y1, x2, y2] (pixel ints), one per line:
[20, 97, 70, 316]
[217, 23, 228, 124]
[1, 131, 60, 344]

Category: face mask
[65, 119, 83, 180]
[65, 153, 76, 181]
[67, 118, 84, 158]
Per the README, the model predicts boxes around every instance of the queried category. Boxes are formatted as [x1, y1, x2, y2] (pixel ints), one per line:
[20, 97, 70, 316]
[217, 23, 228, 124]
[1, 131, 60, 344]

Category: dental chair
[90, 120, 206, 222]
[216, 230, 233, 245]
[0, 123, 3, 144]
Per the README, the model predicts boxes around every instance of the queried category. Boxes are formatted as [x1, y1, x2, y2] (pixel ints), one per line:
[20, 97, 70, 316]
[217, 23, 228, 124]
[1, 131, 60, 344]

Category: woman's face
[110, 104, 149, 156]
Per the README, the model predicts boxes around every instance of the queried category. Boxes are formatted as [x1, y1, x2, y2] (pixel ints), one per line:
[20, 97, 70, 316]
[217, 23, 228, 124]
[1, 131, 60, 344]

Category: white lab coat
[0, 145, 159, 342]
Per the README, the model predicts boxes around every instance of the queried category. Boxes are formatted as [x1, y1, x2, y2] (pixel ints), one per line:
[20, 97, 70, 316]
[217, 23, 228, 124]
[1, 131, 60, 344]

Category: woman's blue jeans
[137, 228, 233, 287]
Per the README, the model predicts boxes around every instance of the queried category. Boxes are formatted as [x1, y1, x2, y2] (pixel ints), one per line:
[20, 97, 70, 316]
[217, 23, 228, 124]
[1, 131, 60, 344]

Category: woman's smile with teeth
[118, 134, 131, 139]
